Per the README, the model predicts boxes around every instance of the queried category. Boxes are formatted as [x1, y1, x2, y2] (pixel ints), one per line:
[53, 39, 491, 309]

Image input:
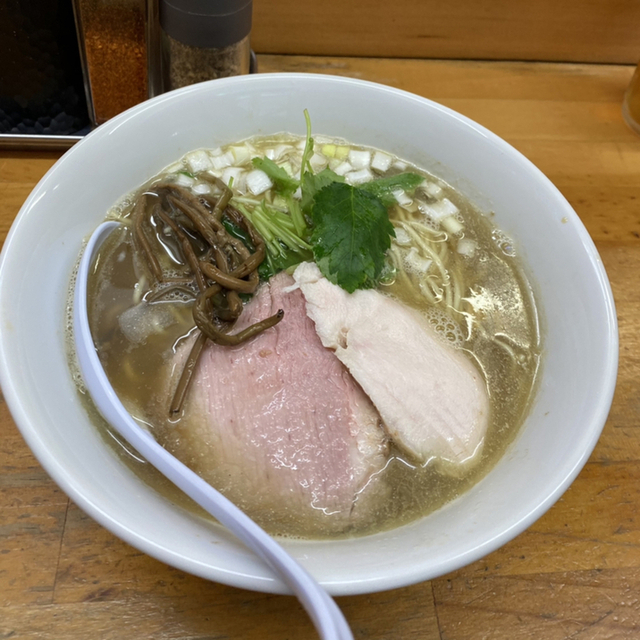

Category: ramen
[81, 123, 541, 539]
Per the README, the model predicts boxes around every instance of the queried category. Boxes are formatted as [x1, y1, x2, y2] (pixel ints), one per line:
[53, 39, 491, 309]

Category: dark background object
[0, 0, 91, 144]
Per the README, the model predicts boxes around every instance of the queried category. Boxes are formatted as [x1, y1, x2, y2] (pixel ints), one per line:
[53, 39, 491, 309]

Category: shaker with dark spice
[159, 0, 252, 92]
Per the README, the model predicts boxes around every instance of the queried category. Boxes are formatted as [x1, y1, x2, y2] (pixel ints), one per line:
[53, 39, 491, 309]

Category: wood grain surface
[1, 56, 639, 639]
[252, 0, 640, 64]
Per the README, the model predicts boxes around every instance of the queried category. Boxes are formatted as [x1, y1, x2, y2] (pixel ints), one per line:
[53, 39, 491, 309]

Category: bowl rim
[0, 72, 619, 595]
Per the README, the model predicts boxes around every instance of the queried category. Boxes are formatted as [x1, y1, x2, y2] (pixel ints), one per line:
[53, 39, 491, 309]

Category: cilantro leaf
[300, 167, 344, 214]
[310, 182, 395, 293]
[251, 157, 299, 195]
[360, 172, 424, 206]
[240, 111, 407, 293]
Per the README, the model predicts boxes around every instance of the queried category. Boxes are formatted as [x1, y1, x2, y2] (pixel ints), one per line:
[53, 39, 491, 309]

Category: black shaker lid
[160, 0, 252, 48]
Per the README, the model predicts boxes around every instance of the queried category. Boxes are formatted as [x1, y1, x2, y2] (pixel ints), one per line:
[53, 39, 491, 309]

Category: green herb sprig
[239, 111, 423, 292]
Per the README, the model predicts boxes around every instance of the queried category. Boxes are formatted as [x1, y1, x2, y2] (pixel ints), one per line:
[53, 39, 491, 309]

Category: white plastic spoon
[73, 220, 353, 640]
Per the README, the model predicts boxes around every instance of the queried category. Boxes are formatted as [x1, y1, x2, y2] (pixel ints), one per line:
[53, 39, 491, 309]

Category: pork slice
[167, 271, 388, 537]
[293, 262, 490, 467]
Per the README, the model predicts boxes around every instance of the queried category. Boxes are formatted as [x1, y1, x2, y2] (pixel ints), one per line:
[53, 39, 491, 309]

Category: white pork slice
[168, 271, 388, 537]
[293, 262, 490, 467]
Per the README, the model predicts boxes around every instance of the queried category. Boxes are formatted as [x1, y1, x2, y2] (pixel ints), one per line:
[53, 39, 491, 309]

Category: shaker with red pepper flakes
[159, 0, 252, 92]
[74, 0, 148, 125]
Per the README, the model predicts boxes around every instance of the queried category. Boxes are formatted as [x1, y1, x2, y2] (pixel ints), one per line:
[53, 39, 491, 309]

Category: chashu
[166, 271, 389, 537]
[293, 262, 490, 468]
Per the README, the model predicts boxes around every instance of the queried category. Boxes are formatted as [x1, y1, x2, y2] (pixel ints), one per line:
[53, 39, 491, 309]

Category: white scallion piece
[419, 197, 460, 222]
[393, 227, 412, 246]
[423, 181, 444, 198]
[348, 149, 371, 170]
[221, 166, 245, 189]
[333, 161, 353, 176]
[210, 151, 234, 171]
[404, 247, 433, 274]
[174, 173, 195, 187]
[309, 152, 328, 172]
[245, 169, 273, 195]
[185, 150, 212, 173]
[278, 161, 295, 177]
[229, 145, 252, 165]
[457, 238, 478, 257]
[393, 188, 413, 208]
[274, 144, 291, 160]
[371, 151, 392, 173]
[442, 215, 464, 236]
[393, 160, 408, 171]
[345, 168, 374, 185]
[192, 182, 212, 195]
[265, 145, 291, 161]
[264, 144, 292, 162]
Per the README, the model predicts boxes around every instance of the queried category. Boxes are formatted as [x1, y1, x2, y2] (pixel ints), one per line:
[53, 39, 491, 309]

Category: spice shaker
[73, 0, 148, 125]
[159, 0, 252, 92]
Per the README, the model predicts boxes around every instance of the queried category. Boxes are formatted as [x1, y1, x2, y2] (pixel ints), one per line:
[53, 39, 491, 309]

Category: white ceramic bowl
[0, 74, 618, 595]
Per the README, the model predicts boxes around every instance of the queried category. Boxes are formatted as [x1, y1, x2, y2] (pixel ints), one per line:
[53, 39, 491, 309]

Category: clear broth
[80, 134, 542, 539]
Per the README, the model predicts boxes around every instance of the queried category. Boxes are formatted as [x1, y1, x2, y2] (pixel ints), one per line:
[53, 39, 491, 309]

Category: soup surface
[79, 129, 541, 539]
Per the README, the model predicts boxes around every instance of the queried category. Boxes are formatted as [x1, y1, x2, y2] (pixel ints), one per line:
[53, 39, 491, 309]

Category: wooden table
[1, 56, 639, 639]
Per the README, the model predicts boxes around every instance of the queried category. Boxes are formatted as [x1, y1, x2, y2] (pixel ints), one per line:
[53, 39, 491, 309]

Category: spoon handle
[74, 221, 353, 640]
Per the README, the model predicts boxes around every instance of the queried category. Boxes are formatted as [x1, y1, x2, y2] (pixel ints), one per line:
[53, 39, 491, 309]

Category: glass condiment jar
[74, 0, 148, 125]
[159, 0, 252, 92]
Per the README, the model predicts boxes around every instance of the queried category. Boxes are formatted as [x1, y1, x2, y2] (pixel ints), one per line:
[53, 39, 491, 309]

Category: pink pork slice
[293, 262, 490, 467]
[171, 271, 388, 536]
